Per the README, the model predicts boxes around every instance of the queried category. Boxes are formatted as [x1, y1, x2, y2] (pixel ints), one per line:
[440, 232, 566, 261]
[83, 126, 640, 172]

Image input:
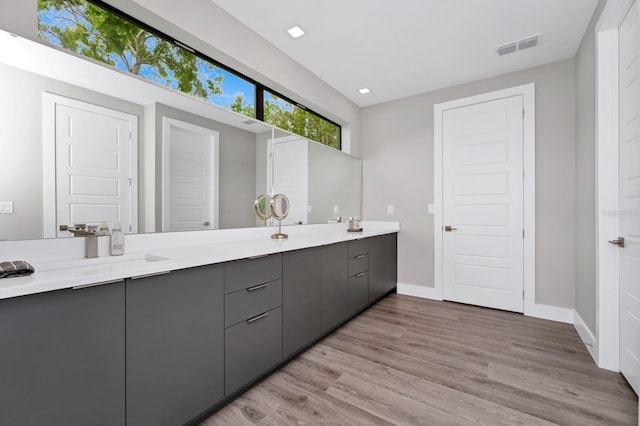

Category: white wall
[362, 59, 577, 309]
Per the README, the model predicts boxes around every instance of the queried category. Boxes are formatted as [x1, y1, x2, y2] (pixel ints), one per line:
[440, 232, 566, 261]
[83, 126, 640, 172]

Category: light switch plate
[0, 201, 13, 214]
[427, 204, 435, 214]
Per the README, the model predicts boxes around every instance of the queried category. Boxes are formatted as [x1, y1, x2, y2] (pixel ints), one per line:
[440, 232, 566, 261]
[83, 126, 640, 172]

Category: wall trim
[433, 83, 536, 314]
[574, 309, 599, 366]
[593, 0, 636, 372]
[397, 283, 443, 301]
[397, 283, 573, 324]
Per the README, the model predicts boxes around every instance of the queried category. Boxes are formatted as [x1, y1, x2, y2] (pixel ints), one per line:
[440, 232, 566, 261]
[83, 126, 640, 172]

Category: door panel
[619, 0, 640, 395]
[54, 100, 136, 236]
[442, 95, 524, 312]
[163, 118, 218, 232]
[269, 137, 308, 225]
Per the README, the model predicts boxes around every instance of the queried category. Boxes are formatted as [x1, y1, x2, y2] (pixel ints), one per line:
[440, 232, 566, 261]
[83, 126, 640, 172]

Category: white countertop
[0, 222, 399, 300]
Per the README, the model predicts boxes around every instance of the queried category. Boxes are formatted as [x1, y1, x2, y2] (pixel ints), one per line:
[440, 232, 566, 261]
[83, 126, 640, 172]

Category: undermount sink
[36, 253, 170, 277]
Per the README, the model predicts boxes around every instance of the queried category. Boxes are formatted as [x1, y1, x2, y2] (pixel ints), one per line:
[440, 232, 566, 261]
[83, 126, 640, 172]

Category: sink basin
[36, 253, 170, 277]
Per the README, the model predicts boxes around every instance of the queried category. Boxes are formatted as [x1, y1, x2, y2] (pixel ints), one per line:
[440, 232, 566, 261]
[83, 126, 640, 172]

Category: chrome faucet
[85, 225, 99, 258]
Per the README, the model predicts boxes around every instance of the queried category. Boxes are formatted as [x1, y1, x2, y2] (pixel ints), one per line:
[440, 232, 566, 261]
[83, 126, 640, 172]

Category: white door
[442, 95, 524, 312]
[268, 136, 308, 225]
[46, 95, 138, 237]
[162, 117, 219, 232]
[618, 0, 640, 395]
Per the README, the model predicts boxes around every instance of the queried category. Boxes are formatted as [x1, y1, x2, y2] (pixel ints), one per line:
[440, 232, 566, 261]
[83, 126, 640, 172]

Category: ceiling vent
[497, 42, 517, 56]
[497, 34, 541, 56]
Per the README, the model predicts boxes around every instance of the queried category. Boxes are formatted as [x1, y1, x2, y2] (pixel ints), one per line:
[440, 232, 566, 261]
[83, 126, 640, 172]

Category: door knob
[608, 237, 625, 248]
[203, 221, 210, 226]
[444, 225, 458, 232]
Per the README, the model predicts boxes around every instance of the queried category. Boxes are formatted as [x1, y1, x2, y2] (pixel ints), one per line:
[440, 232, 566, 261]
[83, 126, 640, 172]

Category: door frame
[42, 93, 138, 238]
[433, 83, 536, 314]
[161, 116, 219, 232]
[595, 0, 636, 372]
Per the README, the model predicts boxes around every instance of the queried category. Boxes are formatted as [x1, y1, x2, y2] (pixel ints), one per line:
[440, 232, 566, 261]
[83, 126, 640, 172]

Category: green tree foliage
[264, 94, 340, 149]
[38, 0, 222, 99]
[230, 94, 255, 117]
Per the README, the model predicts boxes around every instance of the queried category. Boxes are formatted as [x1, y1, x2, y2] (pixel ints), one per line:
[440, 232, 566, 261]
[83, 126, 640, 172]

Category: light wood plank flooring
[202, 294, 638, 425]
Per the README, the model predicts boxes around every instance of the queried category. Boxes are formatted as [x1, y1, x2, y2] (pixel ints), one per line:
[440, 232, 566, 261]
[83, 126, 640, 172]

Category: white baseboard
[397, 283, 442, 301]
[574, 310, 599, 364]
[398, 283, 574, 325]
[525, 303, 574, 324]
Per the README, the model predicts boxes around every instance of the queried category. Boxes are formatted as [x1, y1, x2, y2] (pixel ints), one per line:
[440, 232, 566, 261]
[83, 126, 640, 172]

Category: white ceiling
[210, 0, 598, 108]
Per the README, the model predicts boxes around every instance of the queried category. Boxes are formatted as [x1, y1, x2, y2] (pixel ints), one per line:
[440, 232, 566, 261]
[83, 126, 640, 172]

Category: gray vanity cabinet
[347, 239, 370, 313]
[368, 233, 398, 302]
[224, 255, 283, 395]
[283, 246, 323, 357]
[0, 282, 126, 426]
[320, 242, 349, 332]
[125, 265, 224, 426]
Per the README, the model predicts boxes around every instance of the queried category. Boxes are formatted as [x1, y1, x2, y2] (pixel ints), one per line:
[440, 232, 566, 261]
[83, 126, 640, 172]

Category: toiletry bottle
[110, 222, 125, 256]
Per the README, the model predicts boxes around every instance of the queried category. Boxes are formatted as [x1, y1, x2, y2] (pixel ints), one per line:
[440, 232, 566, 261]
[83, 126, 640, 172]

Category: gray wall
[0, 64, 144, 241]
[362, 59, 577, 309]
[151, 103, 257, 231]
[308, 142, 361, 224]
[574, 0, 607, 333]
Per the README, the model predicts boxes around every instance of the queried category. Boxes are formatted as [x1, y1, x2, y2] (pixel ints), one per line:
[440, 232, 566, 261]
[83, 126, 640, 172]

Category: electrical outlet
[307, 205, 313, 213]
[333, 205, 339, 214]
[0, 201, 13, 214]
[387, 205, 394, 215]
[427, 204, 435, 214]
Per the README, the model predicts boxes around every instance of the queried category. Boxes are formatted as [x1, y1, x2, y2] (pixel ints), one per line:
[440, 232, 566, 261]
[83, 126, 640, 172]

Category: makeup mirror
[270, 194, 290, 240]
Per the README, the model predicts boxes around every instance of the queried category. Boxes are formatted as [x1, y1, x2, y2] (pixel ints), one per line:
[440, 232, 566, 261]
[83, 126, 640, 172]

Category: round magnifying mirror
[270, 194, 290, 220]
[254, 194, 272, 221]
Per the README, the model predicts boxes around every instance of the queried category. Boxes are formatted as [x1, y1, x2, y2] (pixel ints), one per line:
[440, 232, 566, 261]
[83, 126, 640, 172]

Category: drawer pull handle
[355, 254, 366, 259]
[247, 283, 269, 292]
[355, 272, 366, 278]
[247, 312, 269, 324]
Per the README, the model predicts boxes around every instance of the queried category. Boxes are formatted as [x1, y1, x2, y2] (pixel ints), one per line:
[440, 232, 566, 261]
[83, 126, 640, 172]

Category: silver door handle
[444, 226, 458, 232]
[608, 237, 625, 248]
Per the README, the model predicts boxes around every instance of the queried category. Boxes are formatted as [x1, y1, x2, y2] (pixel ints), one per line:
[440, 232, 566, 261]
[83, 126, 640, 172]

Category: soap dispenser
[110, 222, 125, 256]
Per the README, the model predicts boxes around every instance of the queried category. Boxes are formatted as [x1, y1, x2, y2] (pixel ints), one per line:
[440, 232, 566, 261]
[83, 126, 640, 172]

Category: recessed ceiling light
[358, 88, 371, 95]
[287, 26, 305, 39]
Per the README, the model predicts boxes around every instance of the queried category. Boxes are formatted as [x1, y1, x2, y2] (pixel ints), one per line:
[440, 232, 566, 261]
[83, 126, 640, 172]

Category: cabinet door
[321, 242, 349, 332]
[0, 283, 125, 426]
[283, 247, 322, 358]
[126, 265, 224, 426]
[225, 306, 282, 395]
[369, 233, 398, 302]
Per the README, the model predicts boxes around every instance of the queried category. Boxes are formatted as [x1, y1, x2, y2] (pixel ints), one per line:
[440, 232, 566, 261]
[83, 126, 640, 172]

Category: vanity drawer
[224, 254, 282, 294]
[348, 253, 368, 277]
[225, 279, 282, 327]
[348, 239, 368, 258]
[225, 306, 282, 395]
[348, 271, 369, 313]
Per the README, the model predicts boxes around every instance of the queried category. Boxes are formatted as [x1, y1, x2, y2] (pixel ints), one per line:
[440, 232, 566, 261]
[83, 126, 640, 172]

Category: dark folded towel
[0, 261, 35, 278]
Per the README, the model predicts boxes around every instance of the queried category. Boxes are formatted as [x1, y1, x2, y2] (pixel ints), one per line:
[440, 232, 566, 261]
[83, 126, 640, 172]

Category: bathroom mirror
[253, 195, 272, 221]
[0, 26, 362, 241]
[269, 194, 290, 240]
[270, 194, 290, 220]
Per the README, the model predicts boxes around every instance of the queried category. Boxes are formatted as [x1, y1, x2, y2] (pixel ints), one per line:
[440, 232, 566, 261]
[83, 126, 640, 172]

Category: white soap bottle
[110, 222, 125, 256]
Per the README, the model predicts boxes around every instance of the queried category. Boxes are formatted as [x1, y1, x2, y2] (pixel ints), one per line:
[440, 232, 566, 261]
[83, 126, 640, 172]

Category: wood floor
[202, 294, 638, 425]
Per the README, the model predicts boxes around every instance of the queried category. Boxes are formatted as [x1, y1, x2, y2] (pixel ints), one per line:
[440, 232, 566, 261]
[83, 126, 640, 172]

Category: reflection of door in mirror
[43, 94, 138, 238]
[162, 117, 219, 232]
[267, 136, 308, 226]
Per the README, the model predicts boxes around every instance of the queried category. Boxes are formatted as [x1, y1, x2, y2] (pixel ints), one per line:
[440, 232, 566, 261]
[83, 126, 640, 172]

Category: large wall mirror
[0, 29, 362, 241]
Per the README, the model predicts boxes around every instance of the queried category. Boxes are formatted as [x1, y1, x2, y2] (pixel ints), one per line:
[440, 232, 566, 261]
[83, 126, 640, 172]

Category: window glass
[264, 91, 340, 149]
[38, 0, 255, 116]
